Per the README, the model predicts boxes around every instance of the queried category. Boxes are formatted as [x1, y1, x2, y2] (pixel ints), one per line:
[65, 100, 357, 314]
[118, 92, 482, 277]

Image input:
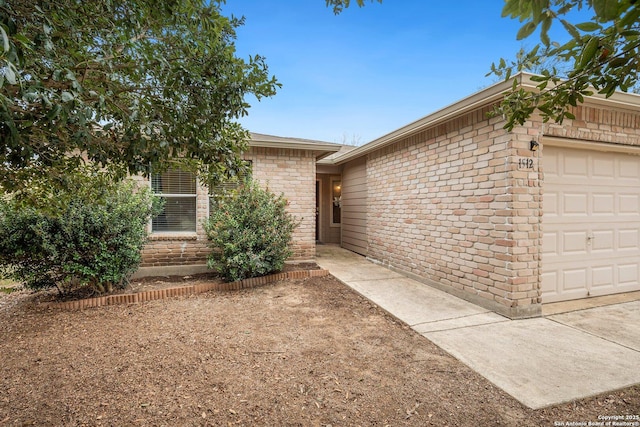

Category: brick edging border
[46, 269, 330, 310]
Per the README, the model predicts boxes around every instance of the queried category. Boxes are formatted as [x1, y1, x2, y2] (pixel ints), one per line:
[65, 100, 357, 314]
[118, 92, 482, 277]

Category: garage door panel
[591, 230, 614, 252]
[593, 157, 615, 177]
[564, 268, 588, 290]
[562, 231, 588, 253]
[619, 158, 640, 179]
[619, 264, 639, 286]
[619, 229, 639, 250]
[541, 270, 558, 295]
[542, 145, 640, 303]
[563, 193, 588, 215]
[593, 193, 615, 214]
[563, 152, 589, 176]
[620, 194, 639, 214]
[592, 266, 614, 288]
[545, 193, 559, 216]
[542, 232, 559, 256]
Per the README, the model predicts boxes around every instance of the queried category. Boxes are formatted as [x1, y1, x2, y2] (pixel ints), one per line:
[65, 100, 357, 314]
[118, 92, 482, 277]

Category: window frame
[150, 169, 198, 234]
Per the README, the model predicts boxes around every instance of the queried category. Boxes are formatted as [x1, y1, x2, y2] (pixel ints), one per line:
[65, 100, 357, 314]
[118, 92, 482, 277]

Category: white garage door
[542, 145, 640, 303]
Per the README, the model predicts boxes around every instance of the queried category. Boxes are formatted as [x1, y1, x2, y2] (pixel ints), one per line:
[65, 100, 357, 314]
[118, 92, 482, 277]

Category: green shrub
[205, 180, 297, 282]
[0, 179, 159, 295]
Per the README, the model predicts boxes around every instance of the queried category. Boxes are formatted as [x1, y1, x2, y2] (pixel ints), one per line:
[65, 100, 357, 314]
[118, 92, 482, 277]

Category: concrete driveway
[316, 244, 640, 409]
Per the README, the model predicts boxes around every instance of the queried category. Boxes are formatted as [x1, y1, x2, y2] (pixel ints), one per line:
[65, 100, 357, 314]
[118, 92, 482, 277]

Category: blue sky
[219, 1, 564, 145]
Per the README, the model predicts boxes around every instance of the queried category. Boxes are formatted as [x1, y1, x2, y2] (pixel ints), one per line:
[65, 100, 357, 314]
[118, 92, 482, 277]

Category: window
[331, 178, 341, 226]
[151, 169, 197, 232]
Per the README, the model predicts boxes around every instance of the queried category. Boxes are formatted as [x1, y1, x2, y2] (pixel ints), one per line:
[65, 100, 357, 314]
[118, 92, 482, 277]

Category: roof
[332, 72, 640, 165]
[317, 144, 359, 164]
[249, 132, 342, 160]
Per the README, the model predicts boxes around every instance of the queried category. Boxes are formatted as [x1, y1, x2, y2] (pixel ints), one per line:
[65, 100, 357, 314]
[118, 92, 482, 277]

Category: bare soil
[1, 273, 638, 426]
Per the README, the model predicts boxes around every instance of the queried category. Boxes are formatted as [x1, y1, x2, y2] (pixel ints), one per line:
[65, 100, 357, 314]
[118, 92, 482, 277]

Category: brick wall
[363, 101, 640, 318]
[365, 104, 543, 318]
[544, 104, 640, 146]
[139, 146, 317, 272]
[246, 147, 317, 260]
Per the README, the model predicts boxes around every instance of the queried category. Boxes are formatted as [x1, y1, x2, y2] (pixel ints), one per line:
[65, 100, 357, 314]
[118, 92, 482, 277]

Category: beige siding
[341, 158, 368, 255]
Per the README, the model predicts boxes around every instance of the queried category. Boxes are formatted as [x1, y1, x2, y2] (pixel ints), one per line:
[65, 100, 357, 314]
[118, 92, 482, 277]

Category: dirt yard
[1, 274, 639, 426]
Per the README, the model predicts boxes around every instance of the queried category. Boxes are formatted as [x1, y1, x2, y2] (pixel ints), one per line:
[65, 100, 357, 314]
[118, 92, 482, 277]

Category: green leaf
[607, 57, 630, 68]
[517, 22, 538, 40]
[0, 24, 9, 53]
[501, 0, 520, 18]
[591, 0, 620, 21]
[61, 91, 74, 102]
[540, 16, 552, 46]
[619, 7, 640, 28]
[531, 0, 544, 23]
[575, 22, 602, 32]
[561, 19, 581, 40]
[579, 36, 600, 69]
[619, 30, 640, 38]
[3, 65, 16, 84]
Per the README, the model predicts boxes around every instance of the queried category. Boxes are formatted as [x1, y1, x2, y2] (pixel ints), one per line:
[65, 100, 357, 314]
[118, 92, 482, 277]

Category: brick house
[136, 133, 341, 278]
[327, 73, 640, 318]
[138, 72, 640, 319]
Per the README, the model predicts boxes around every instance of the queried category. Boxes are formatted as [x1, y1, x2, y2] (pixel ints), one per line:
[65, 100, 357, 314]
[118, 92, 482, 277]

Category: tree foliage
[325, 0, 382, 14]
[0, 0, 279, 197]
[490, 0, 640, 130]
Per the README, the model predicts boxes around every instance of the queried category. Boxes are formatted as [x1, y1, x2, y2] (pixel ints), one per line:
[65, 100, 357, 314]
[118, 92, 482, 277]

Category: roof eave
[248, 136, 341, 160]
[333, 72, 640, 165]
[332, 75, 522, 165]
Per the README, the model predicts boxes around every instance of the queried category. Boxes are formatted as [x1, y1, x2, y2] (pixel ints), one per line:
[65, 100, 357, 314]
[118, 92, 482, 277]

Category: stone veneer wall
[365, 104, 543, 318]
[139, 146, 317, 272]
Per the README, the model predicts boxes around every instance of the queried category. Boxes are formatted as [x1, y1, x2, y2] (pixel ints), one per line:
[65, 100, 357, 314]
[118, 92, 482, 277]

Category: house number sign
[517, 157, 535, 170]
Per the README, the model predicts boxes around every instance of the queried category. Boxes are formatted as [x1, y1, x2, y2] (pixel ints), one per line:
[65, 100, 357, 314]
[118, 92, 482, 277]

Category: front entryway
[315, 173, 342, 245]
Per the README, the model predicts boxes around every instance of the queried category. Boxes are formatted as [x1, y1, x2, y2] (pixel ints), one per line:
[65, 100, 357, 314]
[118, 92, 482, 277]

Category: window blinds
[151, 169, 197, 232]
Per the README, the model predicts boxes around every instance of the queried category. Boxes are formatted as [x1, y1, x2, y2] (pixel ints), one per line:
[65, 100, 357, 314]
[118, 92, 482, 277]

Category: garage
[541, 141, 640, 303]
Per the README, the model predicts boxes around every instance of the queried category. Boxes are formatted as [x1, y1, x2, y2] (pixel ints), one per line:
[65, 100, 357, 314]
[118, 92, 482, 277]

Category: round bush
[205, 180, 297, 282]
[0, 179, 158, 295]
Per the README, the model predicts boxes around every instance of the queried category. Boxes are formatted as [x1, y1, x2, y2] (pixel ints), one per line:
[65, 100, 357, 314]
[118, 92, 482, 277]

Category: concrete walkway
[315, 244, 640, 410]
